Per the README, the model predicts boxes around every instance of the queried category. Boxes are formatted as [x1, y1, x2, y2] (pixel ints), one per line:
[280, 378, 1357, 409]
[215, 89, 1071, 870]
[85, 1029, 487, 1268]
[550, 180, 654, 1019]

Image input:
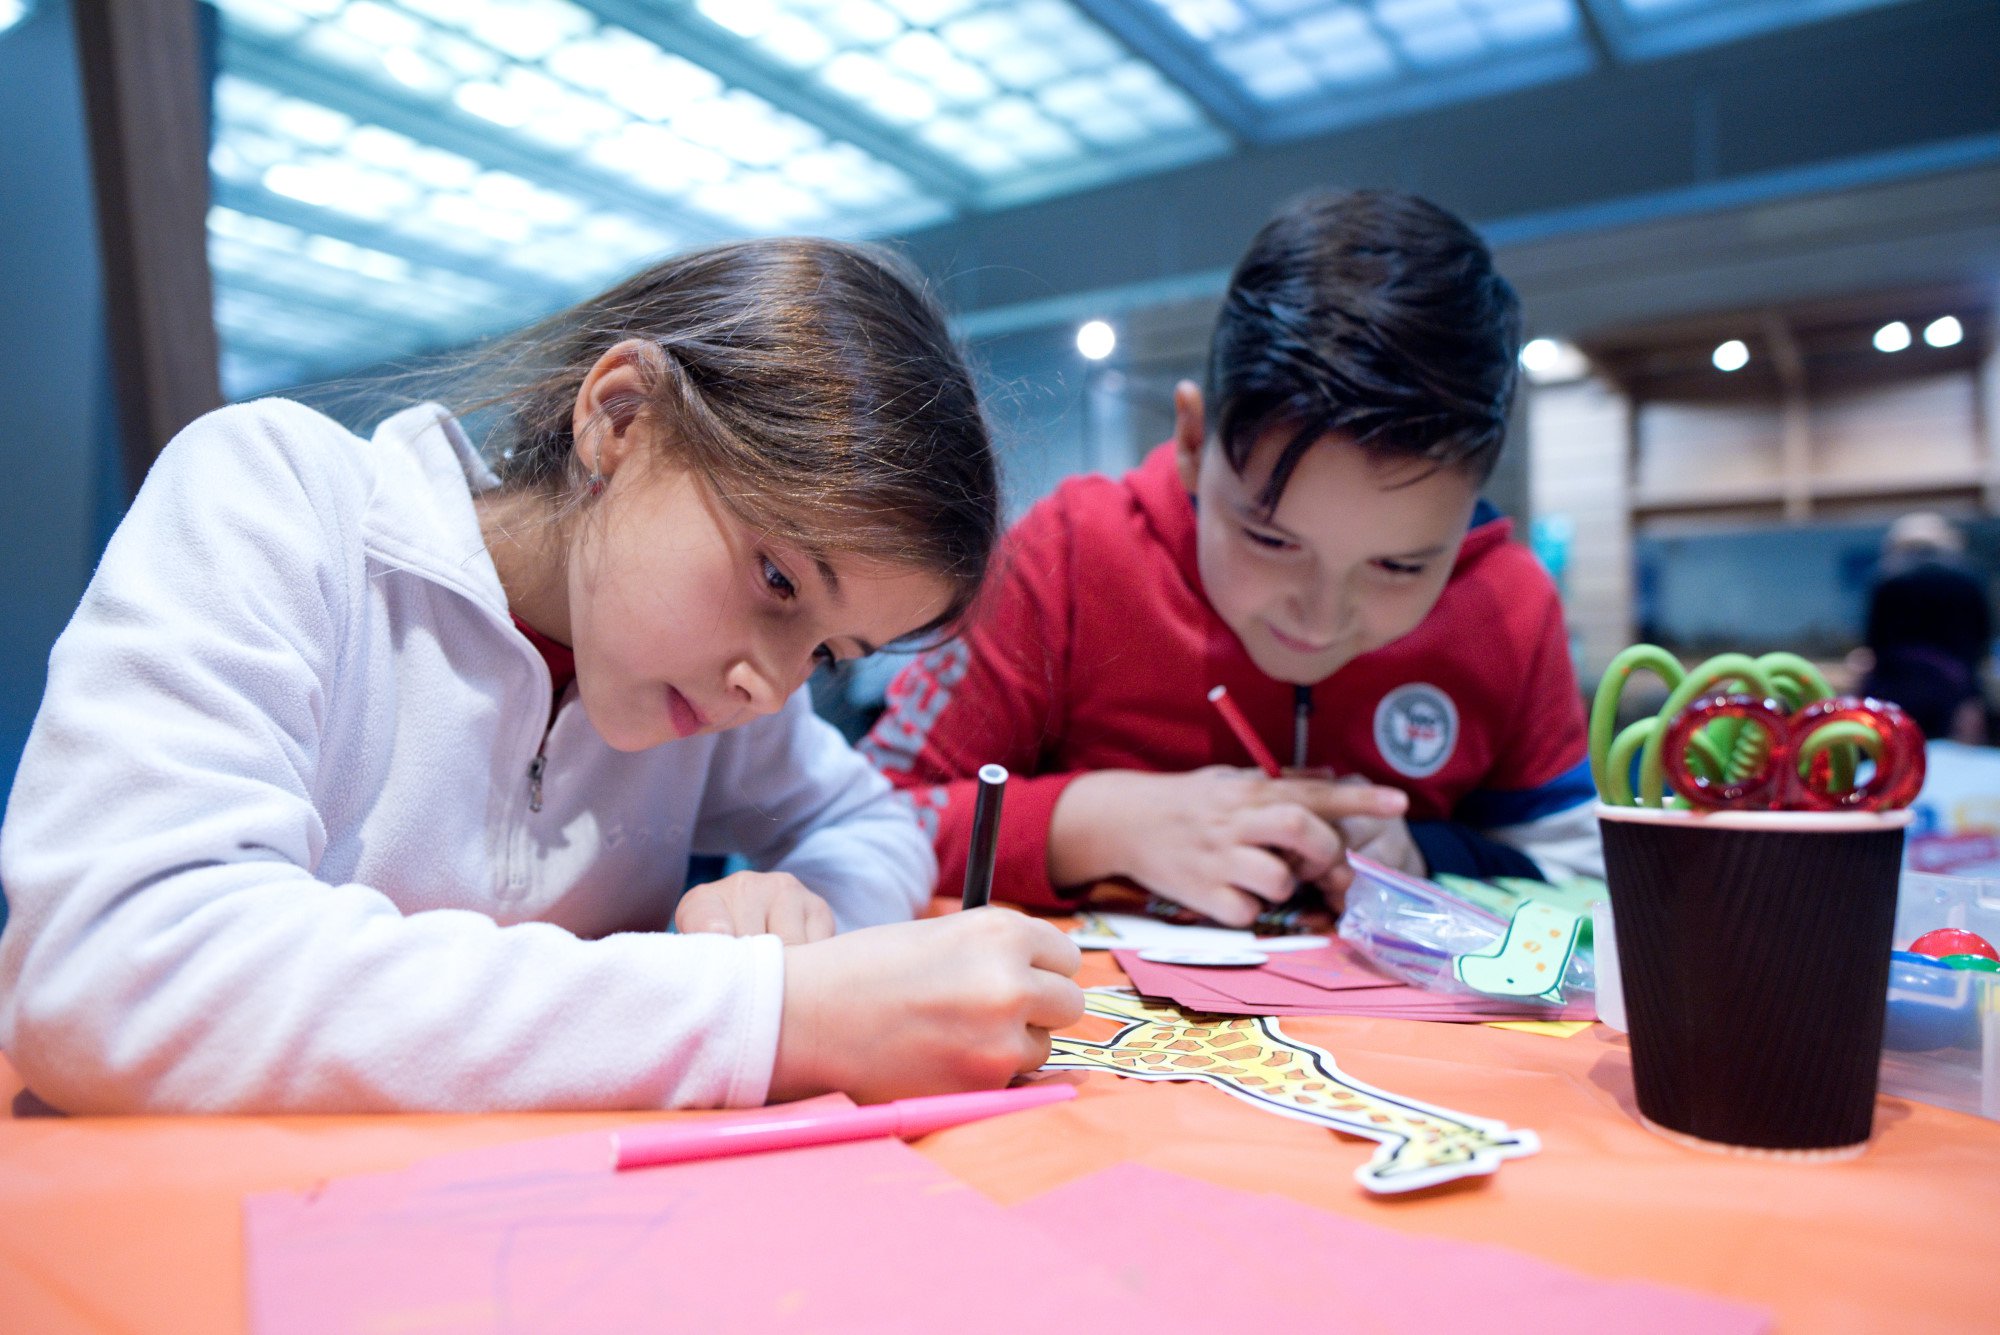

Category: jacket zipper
[527, 749, 547, 813]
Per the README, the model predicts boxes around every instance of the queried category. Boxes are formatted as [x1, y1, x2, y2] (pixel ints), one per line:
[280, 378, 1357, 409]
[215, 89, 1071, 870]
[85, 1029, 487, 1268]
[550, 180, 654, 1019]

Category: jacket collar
[359, 403, 511, 619]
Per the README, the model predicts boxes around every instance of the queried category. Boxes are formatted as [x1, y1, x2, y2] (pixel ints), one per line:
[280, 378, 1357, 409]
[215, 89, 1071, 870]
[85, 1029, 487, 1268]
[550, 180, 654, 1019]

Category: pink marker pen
[612, 1082, 1076, 1171]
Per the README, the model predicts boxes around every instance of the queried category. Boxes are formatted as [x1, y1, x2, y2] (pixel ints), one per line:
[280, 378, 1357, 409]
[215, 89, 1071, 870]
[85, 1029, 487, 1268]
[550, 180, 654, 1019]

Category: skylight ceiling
[206, 0, 1917, 398]
[1121, 0, 1588, 132]
[1075, 0, 1914, 139]
[686, 0, 1221, 199]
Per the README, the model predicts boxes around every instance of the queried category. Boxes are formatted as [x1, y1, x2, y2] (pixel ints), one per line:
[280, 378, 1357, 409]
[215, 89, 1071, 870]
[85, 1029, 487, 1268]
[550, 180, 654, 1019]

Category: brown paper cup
[1598, 803, 1911, 1159]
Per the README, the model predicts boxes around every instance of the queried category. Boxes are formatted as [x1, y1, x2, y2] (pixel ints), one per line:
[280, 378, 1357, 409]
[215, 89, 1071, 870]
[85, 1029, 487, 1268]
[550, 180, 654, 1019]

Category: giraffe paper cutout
[1044, 989, 1539, 1194]
[1452, 901, 1583, 1004]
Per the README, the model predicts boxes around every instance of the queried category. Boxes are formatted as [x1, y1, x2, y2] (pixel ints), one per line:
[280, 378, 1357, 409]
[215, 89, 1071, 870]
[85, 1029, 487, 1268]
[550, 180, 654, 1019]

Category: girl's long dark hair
[463, 237, 998, 636]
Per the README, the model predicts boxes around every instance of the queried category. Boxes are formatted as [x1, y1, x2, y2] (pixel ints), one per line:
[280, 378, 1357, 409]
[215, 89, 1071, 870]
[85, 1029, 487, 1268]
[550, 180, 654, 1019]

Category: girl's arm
[0, 403, 787, 1114]
[692, 690, 935, 931]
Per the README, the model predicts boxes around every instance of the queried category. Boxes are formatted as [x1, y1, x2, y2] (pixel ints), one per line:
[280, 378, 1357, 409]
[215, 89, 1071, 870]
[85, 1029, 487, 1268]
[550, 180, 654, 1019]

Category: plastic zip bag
[1339, 854, 1603, 1008]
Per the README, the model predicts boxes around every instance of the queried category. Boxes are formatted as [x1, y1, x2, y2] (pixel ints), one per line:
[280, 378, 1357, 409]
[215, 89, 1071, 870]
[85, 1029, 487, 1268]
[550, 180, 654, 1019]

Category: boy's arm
[1406, 819, 1549, 881]
[1444, 591, 1604, 882]
[1450, 768, 1604, 881]
[861, 500, 1083, 911]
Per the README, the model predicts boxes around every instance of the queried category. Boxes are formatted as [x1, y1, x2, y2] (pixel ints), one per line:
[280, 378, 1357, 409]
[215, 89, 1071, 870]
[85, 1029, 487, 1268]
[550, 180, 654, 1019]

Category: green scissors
[1588, 646, 1863, 808]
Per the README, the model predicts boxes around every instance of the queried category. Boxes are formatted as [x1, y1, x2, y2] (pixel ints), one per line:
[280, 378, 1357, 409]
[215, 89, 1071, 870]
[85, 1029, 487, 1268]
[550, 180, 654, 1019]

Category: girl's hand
[768, 907, 1085, 1103]
[1048, 767, 1409, 926]
[675, 871, 837, 946]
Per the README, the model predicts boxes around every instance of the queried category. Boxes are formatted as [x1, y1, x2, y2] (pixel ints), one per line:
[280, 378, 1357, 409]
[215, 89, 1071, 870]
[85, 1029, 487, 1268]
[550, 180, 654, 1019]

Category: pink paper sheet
[1011, 1163, 1772, 1335]
[245, 1121, 1768, 1334]
[1259, 942, 1403, 990]
[244, 1116, 1193, 1335]
[1113, 949, 1595, 1021]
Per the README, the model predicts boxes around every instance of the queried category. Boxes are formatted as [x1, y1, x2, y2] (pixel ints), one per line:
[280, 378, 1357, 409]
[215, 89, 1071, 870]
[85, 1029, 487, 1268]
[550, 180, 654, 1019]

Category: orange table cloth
[2, 947, 1997, 1334]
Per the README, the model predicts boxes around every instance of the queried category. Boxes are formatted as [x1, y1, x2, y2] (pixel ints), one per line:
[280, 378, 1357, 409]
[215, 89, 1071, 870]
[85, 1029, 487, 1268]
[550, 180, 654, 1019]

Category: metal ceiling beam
[1064, 0, 1260, 143]
[213, 327, 341, 365]
[1577, 0, 1907, 62]
[212, 265, 514, 345]
[212, 180, 581, 305]
[221, 28, 737, 245]
[571, 0, 980, 207]
[216, 313, 372, 353]
[210, 329, 405, 396]
[1570, 0, 1625, 67]
[1253, 46, 1597, 144]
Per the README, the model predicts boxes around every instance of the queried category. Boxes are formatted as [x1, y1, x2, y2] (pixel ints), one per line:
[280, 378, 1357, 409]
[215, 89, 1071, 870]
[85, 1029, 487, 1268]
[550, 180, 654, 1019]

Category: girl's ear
[1171, 380, 1207, 492]
[572, 338, 670, 478]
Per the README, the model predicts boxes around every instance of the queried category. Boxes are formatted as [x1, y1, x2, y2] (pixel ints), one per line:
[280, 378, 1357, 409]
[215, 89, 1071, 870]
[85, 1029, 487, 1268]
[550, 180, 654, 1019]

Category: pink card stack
[1113, 941, 1596, 1021]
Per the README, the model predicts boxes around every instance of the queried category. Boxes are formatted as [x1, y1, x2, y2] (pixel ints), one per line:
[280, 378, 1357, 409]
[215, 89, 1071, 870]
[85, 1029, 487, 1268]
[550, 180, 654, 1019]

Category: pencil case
[1339, 854, 1603, 1009]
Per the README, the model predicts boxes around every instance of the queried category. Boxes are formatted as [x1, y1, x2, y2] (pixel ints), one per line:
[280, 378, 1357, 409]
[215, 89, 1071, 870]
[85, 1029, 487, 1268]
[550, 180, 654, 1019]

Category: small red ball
[1908, 928, 2000, 963]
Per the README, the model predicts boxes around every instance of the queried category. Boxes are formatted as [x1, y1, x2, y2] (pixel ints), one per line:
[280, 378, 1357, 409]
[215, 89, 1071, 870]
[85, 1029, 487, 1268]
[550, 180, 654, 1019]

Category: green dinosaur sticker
[1453, 900, 1584, 1004]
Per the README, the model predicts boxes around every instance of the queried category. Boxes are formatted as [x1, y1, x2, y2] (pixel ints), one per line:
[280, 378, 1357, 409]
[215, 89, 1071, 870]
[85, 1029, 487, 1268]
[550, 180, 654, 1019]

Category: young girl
[0, 238, 1083, 1114]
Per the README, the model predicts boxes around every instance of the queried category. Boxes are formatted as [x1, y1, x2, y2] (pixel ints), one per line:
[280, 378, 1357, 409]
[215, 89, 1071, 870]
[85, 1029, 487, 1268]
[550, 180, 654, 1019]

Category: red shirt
[861, 444, 1590, 909]
[513, 615, 576, 710]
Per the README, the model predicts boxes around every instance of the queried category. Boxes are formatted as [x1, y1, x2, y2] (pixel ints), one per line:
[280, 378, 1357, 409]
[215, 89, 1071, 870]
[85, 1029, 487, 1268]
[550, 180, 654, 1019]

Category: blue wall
[1637, 519, 2000, 659]
[0, 0, 121, 917]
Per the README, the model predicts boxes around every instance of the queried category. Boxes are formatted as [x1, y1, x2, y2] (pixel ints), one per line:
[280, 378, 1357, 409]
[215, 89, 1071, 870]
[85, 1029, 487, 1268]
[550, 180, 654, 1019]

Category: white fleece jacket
[0, 400, 935, 1114]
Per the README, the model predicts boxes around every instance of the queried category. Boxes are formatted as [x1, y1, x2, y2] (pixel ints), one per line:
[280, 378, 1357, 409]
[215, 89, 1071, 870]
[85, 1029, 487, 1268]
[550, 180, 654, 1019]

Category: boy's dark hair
[465, 238, 998, 639]
[1209, 189, 1522, 512]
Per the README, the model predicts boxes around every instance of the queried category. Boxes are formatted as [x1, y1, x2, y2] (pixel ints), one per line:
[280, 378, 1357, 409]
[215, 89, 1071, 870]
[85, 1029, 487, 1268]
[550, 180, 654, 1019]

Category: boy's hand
[1319, 773, 1426, 883]
[675, 871, 837, 946]
[769, 908, 1085, 1103]
[1338, 812, 1426, 878]
[1048, 767, 1409, 927]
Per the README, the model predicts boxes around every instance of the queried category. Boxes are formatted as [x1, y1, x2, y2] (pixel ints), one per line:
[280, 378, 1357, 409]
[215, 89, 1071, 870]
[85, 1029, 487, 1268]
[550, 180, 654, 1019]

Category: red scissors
[1661, 694, 1926, 812]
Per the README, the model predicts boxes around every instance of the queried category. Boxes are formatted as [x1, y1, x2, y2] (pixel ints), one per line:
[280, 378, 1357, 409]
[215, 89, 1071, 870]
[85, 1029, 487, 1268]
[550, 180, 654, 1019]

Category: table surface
[3, 947, 1998, 1334]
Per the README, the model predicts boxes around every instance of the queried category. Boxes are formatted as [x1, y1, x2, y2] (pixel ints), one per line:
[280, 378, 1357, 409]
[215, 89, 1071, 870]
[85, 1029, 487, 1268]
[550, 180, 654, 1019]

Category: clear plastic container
[1878, 872, 2000, 1122]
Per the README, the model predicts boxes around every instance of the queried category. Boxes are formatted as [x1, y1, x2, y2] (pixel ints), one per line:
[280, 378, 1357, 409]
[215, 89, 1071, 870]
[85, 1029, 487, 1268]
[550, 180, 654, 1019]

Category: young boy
[864, 190, 1601, 927]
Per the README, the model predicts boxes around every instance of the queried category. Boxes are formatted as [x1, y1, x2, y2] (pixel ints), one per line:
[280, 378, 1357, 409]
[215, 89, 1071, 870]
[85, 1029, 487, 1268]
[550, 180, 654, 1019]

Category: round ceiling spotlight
[1923, 316, 1964, 348]
[1520, 338, 1561, 373]
[1873, 321, 1912, 353]
[1076, 320, 1116, 361]
[1518, 337, 1587, 384]
[1711, 339, 1749, 372]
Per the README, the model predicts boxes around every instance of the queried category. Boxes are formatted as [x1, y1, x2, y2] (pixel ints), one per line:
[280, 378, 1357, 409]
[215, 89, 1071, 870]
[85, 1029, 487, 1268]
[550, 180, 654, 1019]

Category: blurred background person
[1860, 511, 1992, 745]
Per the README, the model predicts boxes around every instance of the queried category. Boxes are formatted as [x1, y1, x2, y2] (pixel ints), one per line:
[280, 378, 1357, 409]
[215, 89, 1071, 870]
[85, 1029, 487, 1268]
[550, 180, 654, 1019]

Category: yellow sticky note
[1485, 1019, 1594, 1039]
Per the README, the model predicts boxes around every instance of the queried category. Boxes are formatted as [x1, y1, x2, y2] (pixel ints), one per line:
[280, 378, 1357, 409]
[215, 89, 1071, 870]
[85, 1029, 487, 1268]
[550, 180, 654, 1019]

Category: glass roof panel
[211, 0, 947, 234]
[207, 0, 963, 395]
[681, 0, 1216, 182]
[1141, 0, 1584, 106]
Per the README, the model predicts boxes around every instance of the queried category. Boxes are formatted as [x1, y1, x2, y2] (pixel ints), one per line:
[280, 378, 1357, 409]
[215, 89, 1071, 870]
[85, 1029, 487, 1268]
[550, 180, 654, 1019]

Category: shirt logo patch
[1373, 683, 1459, 780]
